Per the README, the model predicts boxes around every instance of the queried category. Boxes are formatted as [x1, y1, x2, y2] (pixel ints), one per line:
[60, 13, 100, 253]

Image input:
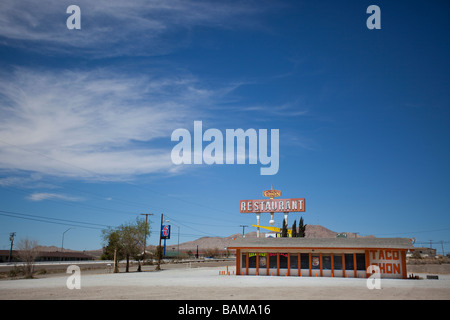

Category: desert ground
[1, 261, 449, 300]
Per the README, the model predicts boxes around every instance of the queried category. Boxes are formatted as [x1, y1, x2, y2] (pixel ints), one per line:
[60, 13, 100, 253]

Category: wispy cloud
[238, 101, 309, 118]
[0, 67, 221, 180]
[0, 173, 57, 189]
[0, 0, 271, 56]
[28, 192, 82, 202]
[0, 1, 297, 181]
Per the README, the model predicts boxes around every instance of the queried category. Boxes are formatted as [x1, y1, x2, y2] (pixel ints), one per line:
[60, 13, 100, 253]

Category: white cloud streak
[28, 192, 82, 202]
[0, 0, 269, 56]
[0, 67, 219, 180]
[0, 0, 293, 181]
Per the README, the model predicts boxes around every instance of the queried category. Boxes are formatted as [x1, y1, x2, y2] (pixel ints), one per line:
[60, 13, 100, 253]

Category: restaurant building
[228, 237, 414, 279]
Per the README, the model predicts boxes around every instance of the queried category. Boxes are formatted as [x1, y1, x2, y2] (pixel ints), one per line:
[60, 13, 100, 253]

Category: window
[290, 254, 298, 269]
[356, 253, 366, 270]
[300, 253, 309, 269]
[242, 253, 246, 268]
[333, 254, 342, 270]
[279, 253, 288, 268]
[345, 254, 354, 271]
[322, 255, 331, 270]
[248, 253, 257, 268]
[259, 253, 267, 268]
[269, 253, 277, 269]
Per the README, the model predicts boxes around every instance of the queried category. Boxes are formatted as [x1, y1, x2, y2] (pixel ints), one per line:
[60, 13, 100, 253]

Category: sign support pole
[156, 213, 163, 271]
[256, 213, 261, 238]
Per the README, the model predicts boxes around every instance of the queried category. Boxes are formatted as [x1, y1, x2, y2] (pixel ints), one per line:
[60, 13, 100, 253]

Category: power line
[1, 186, 138, 217]
[0, 138, 238, 221]
[0, 208, 226, 239]
[0, 209, 113, 230]
[164, 214, 218, 238]
[372, 227, 450, 236]
[415, 241, 450, 245]
[0, 212, 101, 230]
[0, 138, 254, 238]
[1, 184, 239, 239]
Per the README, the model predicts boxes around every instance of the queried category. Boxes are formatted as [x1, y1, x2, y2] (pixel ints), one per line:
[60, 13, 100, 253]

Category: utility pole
[240, 225, 248, 238]
[140, 213, 153, 263]
[156, 213, 163, 271]
[177, 225, 180, 260]
[8, 232, 16, 263]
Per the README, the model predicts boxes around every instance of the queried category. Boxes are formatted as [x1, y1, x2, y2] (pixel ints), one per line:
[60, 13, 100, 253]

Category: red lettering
[372, 263, 400, 274]
[393, 263, 400, 274]
[385, 250, 392, 260]
[392, 251, 399, 260]
[378, 250, 385, 260]
[386, 263, 392, 273]
[371, 250, 376, 260]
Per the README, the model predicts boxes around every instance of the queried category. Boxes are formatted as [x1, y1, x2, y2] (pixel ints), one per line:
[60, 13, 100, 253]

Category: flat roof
[228, 237, 414, 250]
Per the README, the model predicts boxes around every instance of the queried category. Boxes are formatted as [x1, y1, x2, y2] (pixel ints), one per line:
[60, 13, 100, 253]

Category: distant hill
[35, 224, 374, 257]
[159, 224, 375, 252]
[304, 224, 374, 239]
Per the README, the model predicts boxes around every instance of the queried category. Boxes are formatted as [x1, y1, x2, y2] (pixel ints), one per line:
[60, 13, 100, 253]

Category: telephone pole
[140, 213, 153, 263]
[9, 232, 16, 263]
[240, 225, 248, 238]
[156, 213, 163, 270]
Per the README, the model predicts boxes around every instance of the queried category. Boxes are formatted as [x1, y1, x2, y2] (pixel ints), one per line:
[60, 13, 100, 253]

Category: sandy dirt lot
[1, 262, 449, 300]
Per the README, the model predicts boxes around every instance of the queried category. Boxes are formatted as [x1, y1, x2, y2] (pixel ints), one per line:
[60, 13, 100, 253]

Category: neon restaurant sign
[240, 198, 305, 213]
[240, 187, 305, 237]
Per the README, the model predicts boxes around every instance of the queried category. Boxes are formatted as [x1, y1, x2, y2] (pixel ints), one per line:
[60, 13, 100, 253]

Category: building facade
[229, 237, 414, 279]
[0, 250, 93, 263]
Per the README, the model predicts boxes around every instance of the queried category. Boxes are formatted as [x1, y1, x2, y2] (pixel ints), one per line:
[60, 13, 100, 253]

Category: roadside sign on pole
[161, 225, 171, 240]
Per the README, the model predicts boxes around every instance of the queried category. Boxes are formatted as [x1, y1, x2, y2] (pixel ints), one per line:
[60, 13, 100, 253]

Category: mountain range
[37, 224, 374, 258]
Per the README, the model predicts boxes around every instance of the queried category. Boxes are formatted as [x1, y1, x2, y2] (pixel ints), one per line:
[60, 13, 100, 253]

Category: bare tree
[16, 238, 39, 278]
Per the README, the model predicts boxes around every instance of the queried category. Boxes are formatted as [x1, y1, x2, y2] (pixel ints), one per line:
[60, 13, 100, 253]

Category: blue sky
[0, 0, 449, 253]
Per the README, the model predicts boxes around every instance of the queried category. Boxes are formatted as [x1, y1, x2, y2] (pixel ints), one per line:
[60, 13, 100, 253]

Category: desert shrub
[37, 268, 47, 275]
